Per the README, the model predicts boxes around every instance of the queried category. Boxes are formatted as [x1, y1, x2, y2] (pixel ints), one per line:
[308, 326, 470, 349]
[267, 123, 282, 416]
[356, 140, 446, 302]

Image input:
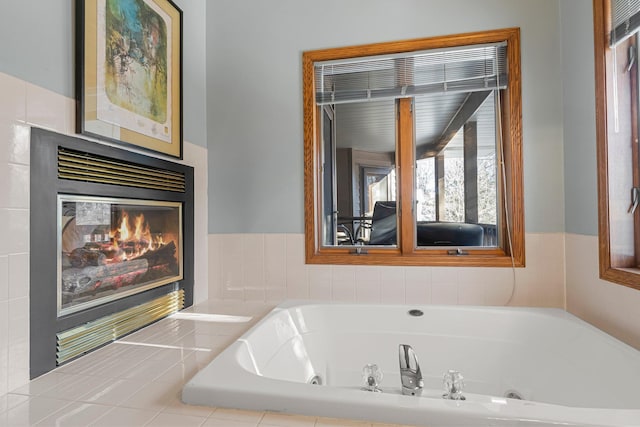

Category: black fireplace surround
[30, 128, 194, 378]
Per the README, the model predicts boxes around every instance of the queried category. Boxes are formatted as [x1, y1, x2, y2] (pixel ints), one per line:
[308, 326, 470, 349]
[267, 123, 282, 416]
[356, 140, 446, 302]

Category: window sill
[305, 249, 525, 268]
[601, 267, 640, 291]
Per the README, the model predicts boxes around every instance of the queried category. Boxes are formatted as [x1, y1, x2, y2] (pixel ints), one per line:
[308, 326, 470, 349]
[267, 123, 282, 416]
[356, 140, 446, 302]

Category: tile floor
[0, 301, 413, 427]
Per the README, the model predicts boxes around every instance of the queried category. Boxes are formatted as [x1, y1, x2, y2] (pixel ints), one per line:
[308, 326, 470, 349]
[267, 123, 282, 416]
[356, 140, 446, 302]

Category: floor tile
[10, 372, 67, 397]
[4, 396, 72, 426]
[80, 378, 147, 406]
[117, 381, 178, 412]
[203, 417, 259, 427]
[0, 393, 29, 415]
[146, 411, 207, 426]
[89, 406, 158, 426]
[315, 417, 373, 426]
[121, 357, 179, 382]
[39, 374, 112, 402]
[259, 412, 316, 426]
[36, 401, 112, 426]
[209, 407, 264, 423]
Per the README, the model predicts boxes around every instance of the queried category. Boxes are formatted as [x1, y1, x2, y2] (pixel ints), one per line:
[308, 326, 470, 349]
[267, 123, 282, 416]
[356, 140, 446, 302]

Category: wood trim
[303, 52, 318, 263]
[594, 0, 611, 277]
[593, 0, 640, 290]
[504, 28, 526, 266]
[398, 98, 415, 254]
[303, 28, 525, 267]
[304, 28, 521, 63]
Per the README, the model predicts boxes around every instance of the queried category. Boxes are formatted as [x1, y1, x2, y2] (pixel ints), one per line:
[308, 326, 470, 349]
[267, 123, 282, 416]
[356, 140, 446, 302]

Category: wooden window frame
[594, 0, 640, 290]
[302, 28, 525, 267]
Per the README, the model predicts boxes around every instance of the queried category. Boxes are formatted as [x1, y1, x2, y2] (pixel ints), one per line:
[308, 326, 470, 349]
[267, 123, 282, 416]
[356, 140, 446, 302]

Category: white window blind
[611, 0, 640, 46]
[314, 42, 507, 105]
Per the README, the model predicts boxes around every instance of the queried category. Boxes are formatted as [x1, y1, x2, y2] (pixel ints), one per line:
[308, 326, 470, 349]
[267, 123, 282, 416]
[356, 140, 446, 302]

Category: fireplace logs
[62, 240, 179, 304]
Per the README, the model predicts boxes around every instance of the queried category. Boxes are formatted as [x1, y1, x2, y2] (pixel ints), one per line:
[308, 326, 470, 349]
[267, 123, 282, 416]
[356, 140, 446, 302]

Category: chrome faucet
[399, 344, 424, 396]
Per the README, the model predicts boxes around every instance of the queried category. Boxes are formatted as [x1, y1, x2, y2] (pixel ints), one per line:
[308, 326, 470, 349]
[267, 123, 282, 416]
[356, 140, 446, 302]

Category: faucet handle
[361, 363, 383, 392]
[442, 370, 466, 400]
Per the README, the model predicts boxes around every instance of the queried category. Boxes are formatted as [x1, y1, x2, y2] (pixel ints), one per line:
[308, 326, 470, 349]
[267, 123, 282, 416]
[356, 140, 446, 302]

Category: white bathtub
[182, 303, 640, 426]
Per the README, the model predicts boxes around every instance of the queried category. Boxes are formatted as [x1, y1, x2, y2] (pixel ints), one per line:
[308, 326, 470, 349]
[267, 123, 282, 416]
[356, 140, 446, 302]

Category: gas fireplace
[59, 196, 183, 316]
[30, 128, 194, 378]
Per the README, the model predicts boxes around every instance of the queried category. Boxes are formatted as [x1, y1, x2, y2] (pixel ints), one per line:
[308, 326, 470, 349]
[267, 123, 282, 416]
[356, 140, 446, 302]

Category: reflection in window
[414, 91, 499, 245]
[416, 157, 436, 222]
[443, 144, 465, 223]
[364, 167, 396, 217]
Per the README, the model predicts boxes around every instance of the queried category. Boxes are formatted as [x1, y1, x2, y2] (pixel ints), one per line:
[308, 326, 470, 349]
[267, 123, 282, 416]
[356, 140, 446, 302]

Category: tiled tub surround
[208, 233, 566, 308]
[566, 233, 640, 350]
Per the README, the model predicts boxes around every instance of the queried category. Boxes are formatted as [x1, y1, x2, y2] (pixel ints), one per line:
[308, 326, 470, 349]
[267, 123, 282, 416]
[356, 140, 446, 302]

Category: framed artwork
[77, 0, 183, 159]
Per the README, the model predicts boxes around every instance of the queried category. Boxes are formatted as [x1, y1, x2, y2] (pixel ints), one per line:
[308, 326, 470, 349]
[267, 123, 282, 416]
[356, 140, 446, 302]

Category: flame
[108, 211, 164, 261]
[133, 213, 151, 248]
[119, 212, 131, 241]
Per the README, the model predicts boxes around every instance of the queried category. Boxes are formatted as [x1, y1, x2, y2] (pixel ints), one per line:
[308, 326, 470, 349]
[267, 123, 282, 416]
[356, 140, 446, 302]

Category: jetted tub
[182, 303, 640, 426]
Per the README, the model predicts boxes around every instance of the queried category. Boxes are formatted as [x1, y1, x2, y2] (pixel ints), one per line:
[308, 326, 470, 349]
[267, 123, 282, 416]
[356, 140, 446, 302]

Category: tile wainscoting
[209, 232, 640, 351]
[566, 233, 640, 350]
[208, 232, 566, 308]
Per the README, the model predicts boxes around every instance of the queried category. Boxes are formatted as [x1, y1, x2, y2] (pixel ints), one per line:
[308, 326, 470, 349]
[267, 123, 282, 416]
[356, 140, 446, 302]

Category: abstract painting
[77, 0, 182, 158]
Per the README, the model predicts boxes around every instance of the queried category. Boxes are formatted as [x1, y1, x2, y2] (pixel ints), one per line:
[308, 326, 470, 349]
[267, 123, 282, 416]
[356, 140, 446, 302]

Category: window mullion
[397, 98, 416, 254]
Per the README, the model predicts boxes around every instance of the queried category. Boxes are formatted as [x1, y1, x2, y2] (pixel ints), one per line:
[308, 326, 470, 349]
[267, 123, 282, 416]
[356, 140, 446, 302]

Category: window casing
[594, 0, 640, 290]
[302, 28, 525, 267]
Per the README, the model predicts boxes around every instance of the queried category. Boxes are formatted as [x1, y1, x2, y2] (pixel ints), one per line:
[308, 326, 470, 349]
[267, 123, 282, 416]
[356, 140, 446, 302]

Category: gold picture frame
[77, 0, 183, 159]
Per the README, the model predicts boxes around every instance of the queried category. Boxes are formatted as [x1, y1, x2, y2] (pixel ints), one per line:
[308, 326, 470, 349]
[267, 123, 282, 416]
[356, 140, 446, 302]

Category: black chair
[368, 201, 397, 245]
[336, 224, 355, 245]
[416, 222, 484, 246]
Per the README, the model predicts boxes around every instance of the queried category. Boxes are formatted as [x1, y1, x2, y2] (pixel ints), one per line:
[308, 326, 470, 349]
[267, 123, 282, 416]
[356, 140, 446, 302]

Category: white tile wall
[0, 70, 210, 396]
[566, 233, 640, 350]
[0, 72, 32, 397]
[182, 141, 209, 306]
[208, 232, 567, 308]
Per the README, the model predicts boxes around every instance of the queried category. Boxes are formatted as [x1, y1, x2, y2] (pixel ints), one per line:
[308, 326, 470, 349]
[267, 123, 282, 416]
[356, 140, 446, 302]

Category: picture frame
[76, 0, 183, 159]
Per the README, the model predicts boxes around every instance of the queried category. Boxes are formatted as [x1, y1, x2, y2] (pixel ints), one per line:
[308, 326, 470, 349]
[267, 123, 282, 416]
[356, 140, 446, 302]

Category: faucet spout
[399, 344, 424, 396]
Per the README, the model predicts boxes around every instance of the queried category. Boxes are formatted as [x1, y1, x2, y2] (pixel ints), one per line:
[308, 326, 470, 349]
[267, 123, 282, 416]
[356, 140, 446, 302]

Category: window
[594, 0, 640, 290]
[302, 28, 524, 266]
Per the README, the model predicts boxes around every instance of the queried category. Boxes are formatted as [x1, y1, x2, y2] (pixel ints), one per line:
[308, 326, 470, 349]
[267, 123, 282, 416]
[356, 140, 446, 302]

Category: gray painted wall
[0, 1, 74, 97]
[207, 0, 566, 234]
[0, 0, 207, 148]
[0, 1, 579, 235]
[560, 0, 599, 236]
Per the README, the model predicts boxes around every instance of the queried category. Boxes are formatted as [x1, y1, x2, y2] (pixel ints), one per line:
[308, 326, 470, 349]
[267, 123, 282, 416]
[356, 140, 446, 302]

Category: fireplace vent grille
[56, 288, 184, 365]
[57, 147, 186, 192]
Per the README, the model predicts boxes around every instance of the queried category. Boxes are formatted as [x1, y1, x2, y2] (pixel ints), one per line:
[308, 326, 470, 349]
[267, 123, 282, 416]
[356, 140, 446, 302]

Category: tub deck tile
[0, 300, 419, 427]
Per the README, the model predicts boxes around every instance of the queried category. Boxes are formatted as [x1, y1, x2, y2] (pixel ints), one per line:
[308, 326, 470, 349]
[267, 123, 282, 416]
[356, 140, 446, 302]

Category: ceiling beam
[417, 90, 492, 159]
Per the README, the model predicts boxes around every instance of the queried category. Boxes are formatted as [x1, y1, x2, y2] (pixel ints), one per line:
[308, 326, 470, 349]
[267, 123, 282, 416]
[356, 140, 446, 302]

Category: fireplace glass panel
[58, 195, 183, 317]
